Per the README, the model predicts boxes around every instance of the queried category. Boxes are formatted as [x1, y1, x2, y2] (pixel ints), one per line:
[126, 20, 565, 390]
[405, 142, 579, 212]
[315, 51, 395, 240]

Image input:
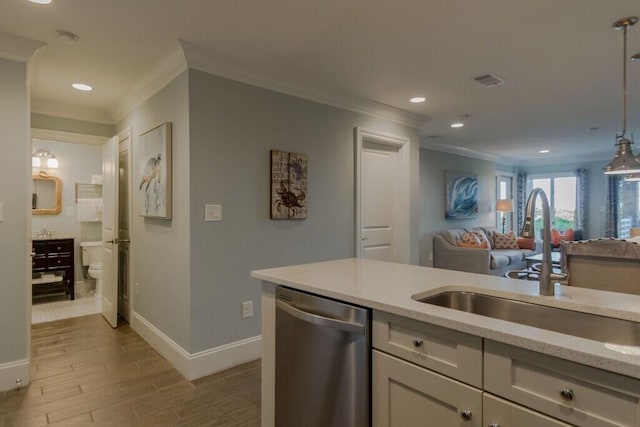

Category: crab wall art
[270, 150, 308, 219]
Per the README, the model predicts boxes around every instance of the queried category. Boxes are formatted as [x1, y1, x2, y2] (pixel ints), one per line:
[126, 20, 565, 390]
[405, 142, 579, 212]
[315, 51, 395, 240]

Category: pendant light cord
[620, 24, 628, 140]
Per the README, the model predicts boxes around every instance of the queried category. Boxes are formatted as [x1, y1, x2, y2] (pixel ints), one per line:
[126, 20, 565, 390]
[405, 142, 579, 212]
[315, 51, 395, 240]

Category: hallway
[0, 315, 260, 426]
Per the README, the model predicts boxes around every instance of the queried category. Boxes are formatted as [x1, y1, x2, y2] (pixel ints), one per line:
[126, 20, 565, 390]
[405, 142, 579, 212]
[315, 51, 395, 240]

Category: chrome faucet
[521, 188, 566, 296]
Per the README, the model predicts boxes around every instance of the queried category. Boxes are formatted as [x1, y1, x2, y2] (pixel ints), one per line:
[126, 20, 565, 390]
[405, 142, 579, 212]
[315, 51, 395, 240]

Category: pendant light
[624, 53, 640, 181]
[604, 17, 640, 175]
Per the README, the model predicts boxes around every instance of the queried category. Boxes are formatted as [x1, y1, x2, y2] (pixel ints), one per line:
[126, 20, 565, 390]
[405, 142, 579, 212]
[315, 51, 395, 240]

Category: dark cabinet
[32, 238, 75, 300]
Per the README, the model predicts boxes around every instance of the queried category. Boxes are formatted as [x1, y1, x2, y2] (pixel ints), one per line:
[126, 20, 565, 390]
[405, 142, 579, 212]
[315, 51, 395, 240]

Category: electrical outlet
[135, 282, 140, 296]
[242, 301, 253, 319]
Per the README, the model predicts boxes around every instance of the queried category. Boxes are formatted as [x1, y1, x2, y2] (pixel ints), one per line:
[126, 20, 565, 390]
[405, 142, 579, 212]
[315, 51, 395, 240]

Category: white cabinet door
[373, 350, 482, 427]
[484, 393, 572, 427]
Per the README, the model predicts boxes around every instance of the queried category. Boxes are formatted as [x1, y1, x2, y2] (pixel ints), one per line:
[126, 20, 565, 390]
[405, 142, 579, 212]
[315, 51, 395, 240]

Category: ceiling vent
[473, 73, 506, 87]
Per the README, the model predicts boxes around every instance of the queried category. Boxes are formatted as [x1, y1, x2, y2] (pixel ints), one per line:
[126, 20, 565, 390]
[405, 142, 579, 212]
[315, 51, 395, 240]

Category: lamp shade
[604, 139, 640, 174]
[495, 199, 514, 212]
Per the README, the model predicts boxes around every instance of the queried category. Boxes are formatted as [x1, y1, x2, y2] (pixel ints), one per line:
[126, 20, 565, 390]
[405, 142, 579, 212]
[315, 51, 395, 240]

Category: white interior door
[355, 128, 409, 263]
[102, 136, 119, 328]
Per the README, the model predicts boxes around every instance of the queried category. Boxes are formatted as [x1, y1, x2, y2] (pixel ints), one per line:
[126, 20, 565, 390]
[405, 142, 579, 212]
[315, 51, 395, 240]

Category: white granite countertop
[251, 258, 640, 379]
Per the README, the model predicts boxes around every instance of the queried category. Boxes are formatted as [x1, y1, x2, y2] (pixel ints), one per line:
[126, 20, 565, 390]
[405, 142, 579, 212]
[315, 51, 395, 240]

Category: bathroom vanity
[32, 237, 75, 300]
[253, 258, 640, 427]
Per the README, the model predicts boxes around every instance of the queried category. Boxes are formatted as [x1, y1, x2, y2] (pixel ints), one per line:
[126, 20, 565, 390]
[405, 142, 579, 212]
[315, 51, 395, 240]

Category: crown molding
[0, 32, 44, 63]
[515, 151, 611, 168]
[109, 42, 187, 124]
[179, 39, 428, 128]
[31, 97, 113, 124]
[31, 128, 109, 146]
[420, 139, 501, 162]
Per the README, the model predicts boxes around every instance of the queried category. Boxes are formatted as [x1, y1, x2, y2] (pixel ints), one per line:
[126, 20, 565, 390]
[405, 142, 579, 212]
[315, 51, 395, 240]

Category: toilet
[80, 241, 103, 296]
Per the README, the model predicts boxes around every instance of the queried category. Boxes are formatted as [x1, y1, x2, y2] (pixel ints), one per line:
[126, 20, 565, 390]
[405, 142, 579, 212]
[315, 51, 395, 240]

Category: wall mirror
[32, 174, 62, 215]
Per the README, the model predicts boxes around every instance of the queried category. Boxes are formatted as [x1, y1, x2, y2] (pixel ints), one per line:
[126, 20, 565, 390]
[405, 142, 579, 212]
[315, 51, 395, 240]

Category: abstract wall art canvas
[270, 150, 307, 219]
[445, 171, 478, 220]
[138, 122, 172, 219]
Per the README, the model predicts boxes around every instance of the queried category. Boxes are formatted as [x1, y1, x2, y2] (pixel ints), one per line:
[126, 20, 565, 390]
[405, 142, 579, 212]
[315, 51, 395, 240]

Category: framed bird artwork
[270, 150, 307, 219]
[138, 122, 172, 219]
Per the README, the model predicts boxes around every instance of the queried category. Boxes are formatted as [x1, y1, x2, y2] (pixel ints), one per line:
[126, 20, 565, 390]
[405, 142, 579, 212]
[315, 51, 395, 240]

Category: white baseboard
[0, 359, 30, 392]
[131, 311, 261, 381]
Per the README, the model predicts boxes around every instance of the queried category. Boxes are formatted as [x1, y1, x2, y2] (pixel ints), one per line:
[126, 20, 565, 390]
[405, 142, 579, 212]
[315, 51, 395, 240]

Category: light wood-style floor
[0, 315, 261, 426]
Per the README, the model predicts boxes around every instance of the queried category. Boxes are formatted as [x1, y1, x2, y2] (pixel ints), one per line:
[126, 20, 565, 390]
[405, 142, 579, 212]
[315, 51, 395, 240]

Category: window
[617, 180, 640, 239]
[526, 173, 577, 236]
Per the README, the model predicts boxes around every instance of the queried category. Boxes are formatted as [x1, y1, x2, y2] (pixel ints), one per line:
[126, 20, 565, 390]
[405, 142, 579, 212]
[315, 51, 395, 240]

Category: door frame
[117, 128, 133, 322]
[354, 127, 410, 263]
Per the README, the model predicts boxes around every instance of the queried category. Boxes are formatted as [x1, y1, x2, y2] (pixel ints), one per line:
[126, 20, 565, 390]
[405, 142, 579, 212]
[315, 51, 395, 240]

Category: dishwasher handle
[276, 299, 365, 335]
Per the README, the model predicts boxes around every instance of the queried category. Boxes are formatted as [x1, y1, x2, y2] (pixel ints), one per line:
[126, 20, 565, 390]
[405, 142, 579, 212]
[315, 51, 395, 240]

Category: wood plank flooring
[0, 315, 261, 426]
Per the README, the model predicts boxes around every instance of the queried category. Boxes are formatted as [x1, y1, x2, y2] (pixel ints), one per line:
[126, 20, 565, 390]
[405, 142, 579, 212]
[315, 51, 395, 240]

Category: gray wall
[419, 148, 497, 267]
[518, 160, 608, 239]
[0, 58, 29, 365]
[31, 113, 115, 137]
[32, 139, 103, 282]
[187, 69, 419, 353]
[116, 71, 192, 350]
[116, 67, 419, 355]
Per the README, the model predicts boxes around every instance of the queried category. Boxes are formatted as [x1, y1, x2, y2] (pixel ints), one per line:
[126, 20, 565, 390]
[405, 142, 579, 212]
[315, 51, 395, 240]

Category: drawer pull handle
[412, 338, 423, 348]
[559, 387, 574, 401]
[460, 409, 472, 421]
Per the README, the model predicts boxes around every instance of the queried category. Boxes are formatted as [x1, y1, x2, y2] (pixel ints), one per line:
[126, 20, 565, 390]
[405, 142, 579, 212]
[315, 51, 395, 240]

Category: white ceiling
[2, 0, 640, 164]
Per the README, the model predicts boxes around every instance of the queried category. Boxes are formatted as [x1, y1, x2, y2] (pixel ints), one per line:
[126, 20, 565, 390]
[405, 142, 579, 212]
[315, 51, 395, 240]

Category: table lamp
[495, 199, 514, 234]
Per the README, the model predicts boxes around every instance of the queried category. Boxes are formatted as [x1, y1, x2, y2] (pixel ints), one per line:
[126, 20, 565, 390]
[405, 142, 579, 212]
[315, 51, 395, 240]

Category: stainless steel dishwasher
[275, 286, 370, 427]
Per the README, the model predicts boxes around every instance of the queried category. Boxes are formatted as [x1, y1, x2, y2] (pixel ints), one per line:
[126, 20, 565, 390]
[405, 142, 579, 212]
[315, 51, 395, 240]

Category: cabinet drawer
[484, 340, 640, 427]
[373, 350, 482, 427]
[32, 256, 46, 270]
[47, 240, 72, 254]
[372, 310, 482, 387]
[47, 255, 71, 269]
[484, 393, 572, 427]
[32, 241, 46, 255]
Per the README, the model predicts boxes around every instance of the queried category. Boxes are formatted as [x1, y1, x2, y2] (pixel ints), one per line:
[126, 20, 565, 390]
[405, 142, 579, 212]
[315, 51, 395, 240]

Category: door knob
[118, 238, 130, 243]
[106, 238, 118, 244]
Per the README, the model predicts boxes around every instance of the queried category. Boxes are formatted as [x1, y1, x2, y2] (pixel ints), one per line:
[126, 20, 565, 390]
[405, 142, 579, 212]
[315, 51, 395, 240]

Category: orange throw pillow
[560, 228, 574, 243]
[457, 241, 487, 249]
[551, 229, 560, 247]
[517, 237, 535, 250]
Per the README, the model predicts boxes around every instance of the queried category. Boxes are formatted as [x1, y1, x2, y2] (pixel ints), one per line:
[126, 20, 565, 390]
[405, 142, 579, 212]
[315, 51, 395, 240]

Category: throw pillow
[551, 229, 560, 247]
[517, 236, 535, 250]
[471, 230, 492, 249]
[460, 232, 481, 245]
[457, 241, 486, 249]
[494, 231, 519, 249]
[457, 232, 487, 249]
[560, 228, 574, 243]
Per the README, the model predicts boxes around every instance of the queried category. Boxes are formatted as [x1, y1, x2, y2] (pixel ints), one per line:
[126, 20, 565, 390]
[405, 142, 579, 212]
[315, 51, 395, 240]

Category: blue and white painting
[445, 171, 478, 220]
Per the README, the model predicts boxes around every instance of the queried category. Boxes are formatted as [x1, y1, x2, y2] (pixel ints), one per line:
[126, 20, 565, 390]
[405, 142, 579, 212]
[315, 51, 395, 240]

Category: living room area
[419, 146, 640, 293]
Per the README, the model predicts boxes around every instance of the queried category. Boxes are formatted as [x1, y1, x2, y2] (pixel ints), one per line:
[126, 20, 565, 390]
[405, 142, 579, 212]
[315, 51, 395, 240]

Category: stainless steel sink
[415, 291, 640, 346]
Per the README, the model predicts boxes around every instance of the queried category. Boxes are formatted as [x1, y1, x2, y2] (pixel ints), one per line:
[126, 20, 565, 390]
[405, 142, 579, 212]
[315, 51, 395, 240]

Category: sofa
[433, 226, 539, 277]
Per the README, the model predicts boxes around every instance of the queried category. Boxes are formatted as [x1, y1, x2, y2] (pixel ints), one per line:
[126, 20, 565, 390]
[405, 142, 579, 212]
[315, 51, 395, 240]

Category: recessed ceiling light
[539, 149, 550, 154]
[29, 0, 52, 4]
[450, 123, 464, 128]
[410, 96, 426, 103]
[72, 83, 92, 91]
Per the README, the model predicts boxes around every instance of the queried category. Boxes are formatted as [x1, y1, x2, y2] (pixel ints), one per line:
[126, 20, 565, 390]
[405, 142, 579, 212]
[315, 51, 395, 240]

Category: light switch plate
[205, 204, 222, 222]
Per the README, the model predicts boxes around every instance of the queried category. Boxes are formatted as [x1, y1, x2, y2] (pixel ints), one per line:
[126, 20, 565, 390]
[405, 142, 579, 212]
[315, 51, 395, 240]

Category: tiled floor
[0, 314, 261, 426]
[32, 295, 101, 324]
